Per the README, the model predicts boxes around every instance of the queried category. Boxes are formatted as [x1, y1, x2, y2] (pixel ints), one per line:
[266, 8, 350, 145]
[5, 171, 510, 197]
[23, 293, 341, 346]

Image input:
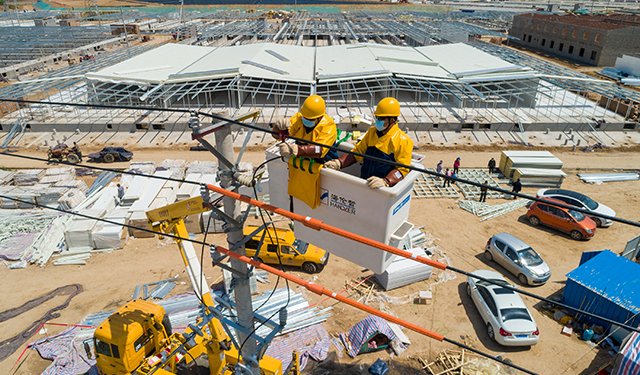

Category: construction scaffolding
[0, 26, 114, 67]
[0, 10, 636, 132]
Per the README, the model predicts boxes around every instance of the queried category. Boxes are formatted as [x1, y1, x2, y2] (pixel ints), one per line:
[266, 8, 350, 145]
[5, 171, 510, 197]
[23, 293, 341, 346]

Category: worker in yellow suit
[324, 97, 413, 189]
[272, 95, 338, 163]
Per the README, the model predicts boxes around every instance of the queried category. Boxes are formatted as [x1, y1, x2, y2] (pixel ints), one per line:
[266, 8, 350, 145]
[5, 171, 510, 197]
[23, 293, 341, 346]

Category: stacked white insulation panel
[159, 159, 186, 180]
[92, 207, 129, 249]
[64, 186, 118, 249]
[0, 186, 38, 208]
[58, 189, 86, 210]
[40, 167, 76, 185]
[121, 175, 150, 206]
[120, 161, 156, 187]
[504, 156, 564, 180]
[375, 247, 433, 291]
[128, 170, 172, 238]
[512, 168, 567, 188]
[186, 160, 217, 174]
[14, 169, 44, 186]
[201, 211, 225, 233]
[54, 179, 88, 193]
[0, 170, 15, 185]
[498, 151, 554, 173]
[176, 173, 202, 201]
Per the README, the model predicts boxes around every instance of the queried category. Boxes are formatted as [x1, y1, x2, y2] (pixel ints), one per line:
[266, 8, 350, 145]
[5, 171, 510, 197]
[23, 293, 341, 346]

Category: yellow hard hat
[300, 95, 325, 119]
[374, 97, 401, 117]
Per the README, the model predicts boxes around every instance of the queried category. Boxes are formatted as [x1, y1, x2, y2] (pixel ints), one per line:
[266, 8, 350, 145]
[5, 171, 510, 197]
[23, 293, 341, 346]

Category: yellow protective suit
[288, 156, 323, 209]
[352, 124, 413, 180]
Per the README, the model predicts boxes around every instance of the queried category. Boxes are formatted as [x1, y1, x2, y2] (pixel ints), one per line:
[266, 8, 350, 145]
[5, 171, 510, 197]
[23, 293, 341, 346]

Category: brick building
[509, 13, 640, 66]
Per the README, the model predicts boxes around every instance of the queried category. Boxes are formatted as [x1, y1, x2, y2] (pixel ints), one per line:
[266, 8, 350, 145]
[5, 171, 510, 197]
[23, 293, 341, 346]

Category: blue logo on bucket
[392, 195, 411, 215]
[320, 188, 329, 205]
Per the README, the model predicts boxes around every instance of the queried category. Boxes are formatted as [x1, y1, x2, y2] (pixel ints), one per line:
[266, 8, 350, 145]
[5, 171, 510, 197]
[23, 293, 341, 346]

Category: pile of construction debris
[414, 349, 511, 375]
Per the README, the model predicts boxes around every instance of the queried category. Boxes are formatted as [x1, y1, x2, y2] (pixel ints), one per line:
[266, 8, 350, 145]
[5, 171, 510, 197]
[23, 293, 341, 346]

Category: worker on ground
[272, 95, 338, 163]
[117, 183, 125, 204]
[511, 178, 522, 199]
[488, 157, 496, 174]
[479, 181, 488, 203]
[70, 142, 82, 162]
[324, 97, 413, 189]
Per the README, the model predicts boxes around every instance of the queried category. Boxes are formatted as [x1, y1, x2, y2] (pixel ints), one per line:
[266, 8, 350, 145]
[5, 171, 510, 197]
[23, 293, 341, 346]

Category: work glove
[323, 159, 342, 170]
[279, 142, 298, 157]
[271, 118, 290, 140]
[366, 176, 388, 189]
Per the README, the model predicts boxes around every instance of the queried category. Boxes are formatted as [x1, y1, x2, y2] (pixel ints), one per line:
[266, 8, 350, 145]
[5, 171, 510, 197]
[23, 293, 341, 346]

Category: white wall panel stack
[65, 218, 98, 249]
[129, 171, 172, 213]
[128, 211, 153, 238]
[127, 171, 172, 238]
[120, 161, 156, 187]
[54, 179, 88, 193]
[0, 186, 37, 208]
[0, 170, 15, 185]
[14, 169, 44, 186]
[149, 180, 179, 209]
[58, 189, 87, 210]
[45, 167, 76, 176]
[92, 207, 129, 249]
[375, 248, 433, 291]
[186, 160, 217, 174]
[177, 173, 202, 201]
[122, 175, 150, 206]
[159, 159, 186, 180]
[201, 211, 225, 233]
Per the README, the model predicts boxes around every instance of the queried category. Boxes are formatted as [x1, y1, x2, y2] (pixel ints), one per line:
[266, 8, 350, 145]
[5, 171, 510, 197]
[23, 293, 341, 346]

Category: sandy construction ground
[1, 146, 639, 375]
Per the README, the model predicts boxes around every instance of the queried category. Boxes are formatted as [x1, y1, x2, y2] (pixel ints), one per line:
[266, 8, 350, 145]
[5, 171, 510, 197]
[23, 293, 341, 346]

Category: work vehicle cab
[93, 299, 173, 375]
[243, 226, 329, 273]
[526, 198, 596, 240]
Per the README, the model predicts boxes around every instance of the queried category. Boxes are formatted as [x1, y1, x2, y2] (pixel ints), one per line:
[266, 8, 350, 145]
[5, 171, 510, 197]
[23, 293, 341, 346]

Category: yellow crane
[91, 196, 292, 375]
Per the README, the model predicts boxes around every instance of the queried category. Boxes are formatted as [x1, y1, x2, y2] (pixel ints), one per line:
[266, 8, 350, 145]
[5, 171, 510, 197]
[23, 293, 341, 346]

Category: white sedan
[466, 270, 539, 346]
[537, 188, 616, 227]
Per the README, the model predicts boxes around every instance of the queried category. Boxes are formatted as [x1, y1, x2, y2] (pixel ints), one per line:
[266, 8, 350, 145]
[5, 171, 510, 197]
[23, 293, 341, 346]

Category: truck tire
[67, 154, 80, 164]
[103, 153, 115, 163]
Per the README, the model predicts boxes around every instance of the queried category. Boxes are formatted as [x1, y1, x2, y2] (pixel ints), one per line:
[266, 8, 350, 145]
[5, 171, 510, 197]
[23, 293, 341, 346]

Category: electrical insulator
[279, 307, 287, 327]
[200, 185, 210, 205]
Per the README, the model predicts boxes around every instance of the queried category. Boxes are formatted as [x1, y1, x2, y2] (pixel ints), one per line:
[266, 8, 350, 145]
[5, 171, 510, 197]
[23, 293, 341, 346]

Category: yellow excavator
[91, 196, 296, 375]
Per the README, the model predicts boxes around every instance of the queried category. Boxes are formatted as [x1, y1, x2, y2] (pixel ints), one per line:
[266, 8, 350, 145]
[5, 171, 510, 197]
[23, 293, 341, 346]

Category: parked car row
[465, 189, 615, 348]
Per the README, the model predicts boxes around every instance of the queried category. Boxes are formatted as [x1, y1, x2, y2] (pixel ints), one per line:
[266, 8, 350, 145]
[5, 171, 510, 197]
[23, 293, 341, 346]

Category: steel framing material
[412, 170, 460, 198]
[0, 26, 115, 67]
[454, 169, 503, 200]
[0, 11, 636, 130]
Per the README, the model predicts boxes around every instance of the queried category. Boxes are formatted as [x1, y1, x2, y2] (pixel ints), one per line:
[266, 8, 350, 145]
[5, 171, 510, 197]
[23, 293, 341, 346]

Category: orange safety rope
[205, 184, 447, 271]
[212, 243, 444, 342]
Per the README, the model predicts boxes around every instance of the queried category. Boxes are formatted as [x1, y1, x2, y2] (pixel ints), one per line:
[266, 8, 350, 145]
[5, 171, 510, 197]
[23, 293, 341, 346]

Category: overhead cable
[0, 98, 629, 228]
[0, 194, 538, 375]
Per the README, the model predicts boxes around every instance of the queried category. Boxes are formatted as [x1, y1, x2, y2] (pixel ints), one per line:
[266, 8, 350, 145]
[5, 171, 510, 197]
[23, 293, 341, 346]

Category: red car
[526, 198, 596, 240]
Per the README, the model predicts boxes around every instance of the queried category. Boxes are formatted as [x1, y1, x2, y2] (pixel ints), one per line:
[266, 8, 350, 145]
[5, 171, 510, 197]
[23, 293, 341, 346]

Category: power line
[0, 193, 538, 375]
[0, 98, 631, 228]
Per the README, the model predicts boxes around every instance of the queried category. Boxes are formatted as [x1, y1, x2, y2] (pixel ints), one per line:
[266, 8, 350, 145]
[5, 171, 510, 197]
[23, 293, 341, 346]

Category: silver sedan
[485, 232, 551, 286]
[466, 270, 539, 347]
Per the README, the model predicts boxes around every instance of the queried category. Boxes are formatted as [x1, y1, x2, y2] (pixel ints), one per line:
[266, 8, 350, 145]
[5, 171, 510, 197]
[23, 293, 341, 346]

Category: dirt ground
[1, 146, 639, 375]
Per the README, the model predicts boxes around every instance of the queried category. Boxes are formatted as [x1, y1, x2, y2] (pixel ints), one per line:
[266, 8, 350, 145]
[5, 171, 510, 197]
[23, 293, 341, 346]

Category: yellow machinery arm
[146, 196, 214, 307]
[144, 197, 284, 375]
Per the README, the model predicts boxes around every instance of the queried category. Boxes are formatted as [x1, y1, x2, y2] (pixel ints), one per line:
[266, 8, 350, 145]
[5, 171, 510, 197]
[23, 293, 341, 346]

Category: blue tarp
[615, 331, 640, 375]
[342, 315, 399, 358]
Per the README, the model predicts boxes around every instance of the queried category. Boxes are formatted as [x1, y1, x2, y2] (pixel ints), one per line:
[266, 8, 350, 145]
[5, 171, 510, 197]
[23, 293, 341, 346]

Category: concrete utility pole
[214, 125, 259, 375]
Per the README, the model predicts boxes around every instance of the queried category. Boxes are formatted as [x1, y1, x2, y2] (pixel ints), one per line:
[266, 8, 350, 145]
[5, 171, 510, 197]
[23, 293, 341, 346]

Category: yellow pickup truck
[243, 226, 329, 273]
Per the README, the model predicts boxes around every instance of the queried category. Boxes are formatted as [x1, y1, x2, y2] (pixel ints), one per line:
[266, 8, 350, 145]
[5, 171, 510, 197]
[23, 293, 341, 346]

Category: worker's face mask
[374, 117, 387, 131]
[302, 117, 316, 128]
